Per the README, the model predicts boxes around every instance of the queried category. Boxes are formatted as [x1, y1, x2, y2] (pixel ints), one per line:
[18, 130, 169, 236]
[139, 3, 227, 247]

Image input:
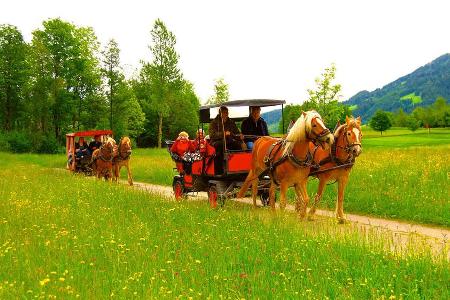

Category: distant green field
[0, 160, 448, 299]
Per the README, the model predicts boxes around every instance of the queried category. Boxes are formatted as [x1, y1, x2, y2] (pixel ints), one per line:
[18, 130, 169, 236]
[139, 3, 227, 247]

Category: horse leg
[126, 163, 133, 186]
[251, 177, 259, 208]
[295, 179, 310, 219]
[112, 164, 118, 183]
[237, 170, 254, 198]
[269, 182, 276, 210]
[308, 177, 327, 220]
[336, 176, 349, 223]
[279, 182, 289, 211]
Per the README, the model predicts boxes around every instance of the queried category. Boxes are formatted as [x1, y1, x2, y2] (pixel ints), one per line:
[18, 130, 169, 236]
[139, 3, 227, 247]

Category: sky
[2, 0, 450, 106]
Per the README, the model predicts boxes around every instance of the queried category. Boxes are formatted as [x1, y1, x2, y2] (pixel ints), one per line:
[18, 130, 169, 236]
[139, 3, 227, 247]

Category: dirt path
[131, 181, 450, 241]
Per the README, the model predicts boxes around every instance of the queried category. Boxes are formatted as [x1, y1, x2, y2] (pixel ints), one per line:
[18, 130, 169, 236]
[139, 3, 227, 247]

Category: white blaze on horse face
[352, 127, 362, 156]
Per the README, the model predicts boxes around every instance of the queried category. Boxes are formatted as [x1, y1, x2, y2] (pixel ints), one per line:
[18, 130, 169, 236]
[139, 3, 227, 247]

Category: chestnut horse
[237, 111, 334, 219]
[308, 116, 362, 223]
[91, 137, 116, 180]
[113, 137, 133, 186]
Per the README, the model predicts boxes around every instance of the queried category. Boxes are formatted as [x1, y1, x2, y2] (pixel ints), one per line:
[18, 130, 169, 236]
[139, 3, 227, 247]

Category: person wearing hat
[209, 106, 246, 174]
[170, 131, 191, 157]
[89, 135, 103, 153]
[241, 106, 269, 150]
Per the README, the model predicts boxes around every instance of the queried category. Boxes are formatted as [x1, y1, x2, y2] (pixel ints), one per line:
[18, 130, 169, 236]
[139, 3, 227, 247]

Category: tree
[305, 63, 344, 127]
[207, 77, 229, 104]
[412, 106, 436, 133]
[393, 108, 408, 127]
[405, 115, 420, 131]
[28, 18, 102, 140]
[101, 39, 121, 130]
[0, 24, 29, 131]
[369, 110, 392, 135]
[140, 19, 183, 148]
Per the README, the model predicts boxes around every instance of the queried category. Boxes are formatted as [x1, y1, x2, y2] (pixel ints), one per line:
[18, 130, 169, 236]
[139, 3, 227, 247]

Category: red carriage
[66, 129, 113, 175]
[167, 99, 286, 207]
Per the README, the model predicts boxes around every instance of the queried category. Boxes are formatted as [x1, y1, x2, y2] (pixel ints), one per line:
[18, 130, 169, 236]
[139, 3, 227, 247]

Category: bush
[37, 135, 60, 154]
[0, 132, 11, 152]
[8, 131, 33, 153]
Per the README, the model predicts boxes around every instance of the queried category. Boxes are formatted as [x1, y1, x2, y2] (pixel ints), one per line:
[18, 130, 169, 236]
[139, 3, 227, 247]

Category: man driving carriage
[89, 135, 102, 153]
[241, 106, 269, 149]
[209, 106, 247, 174]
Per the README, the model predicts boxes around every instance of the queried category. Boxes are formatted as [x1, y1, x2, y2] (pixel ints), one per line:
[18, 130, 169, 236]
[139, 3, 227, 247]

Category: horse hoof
[307, 215, 315, 221]
[337, 218, 346, 224]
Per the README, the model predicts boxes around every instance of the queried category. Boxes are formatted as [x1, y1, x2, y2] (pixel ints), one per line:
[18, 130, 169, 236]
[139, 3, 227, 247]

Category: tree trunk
[158, 113, 163, 148]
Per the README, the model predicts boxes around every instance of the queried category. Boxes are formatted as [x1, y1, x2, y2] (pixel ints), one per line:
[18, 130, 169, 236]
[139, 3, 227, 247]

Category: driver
[241, 106, 269, 149]
[209, 106, 247, 174]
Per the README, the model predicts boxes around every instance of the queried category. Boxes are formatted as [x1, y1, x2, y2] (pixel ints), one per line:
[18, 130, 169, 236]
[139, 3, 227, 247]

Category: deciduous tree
[0, 24, 29, 131]
[370, 110, 392, 135]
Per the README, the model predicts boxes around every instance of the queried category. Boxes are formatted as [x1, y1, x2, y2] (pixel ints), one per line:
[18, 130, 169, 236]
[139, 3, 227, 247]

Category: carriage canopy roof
[199, 99, 285, 123]
[199, 99, 285, 110]
[66, 130, 113, 138]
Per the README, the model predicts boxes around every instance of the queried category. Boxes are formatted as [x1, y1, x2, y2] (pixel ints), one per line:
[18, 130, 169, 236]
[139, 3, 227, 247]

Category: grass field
[3, 128, 449, 227]
[128, 128, 450, 227]
[0, 158, 448, 299]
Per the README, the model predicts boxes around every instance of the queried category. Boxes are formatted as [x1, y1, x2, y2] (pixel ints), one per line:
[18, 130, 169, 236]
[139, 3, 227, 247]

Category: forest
[0, 18, 199, 153]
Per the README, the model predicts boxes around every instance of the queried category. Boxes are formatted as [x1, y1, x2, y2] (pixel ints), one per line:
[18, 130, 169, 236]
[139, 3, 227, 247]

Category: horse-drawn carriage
[167, 99, 286, 208]
[66, 129, 113, 175]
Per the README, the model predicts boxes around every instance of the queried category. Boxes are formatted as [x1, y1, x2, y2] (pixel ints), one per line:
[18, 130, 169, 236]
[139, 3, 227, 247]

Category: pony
[308, 116, 362, 223]
[237, 111, 334, 219]
[91, 137, 117, 180]
[113, 137, 133, 185]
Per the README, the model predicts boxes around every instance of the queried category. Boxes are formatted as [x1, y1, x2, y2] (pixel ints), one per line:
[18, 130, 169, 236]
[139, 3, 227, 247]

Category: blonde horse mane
[120, 136, 131, 146]
[283, 110, 320, 156]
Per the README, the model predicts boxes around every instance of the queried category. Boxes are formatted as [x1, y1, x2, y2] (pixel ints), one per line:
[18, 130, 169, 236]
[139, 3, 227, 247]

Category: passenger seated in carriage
[241, 106, 269, 150]
[190, 129, 215, 157]
[75, 137, 90, 159]
[170, 131, 193, 174]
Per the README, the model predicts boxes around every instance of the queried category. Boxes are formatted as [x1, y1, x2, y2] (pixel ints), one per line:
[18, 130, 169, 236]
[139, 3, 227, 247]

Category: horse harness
[309, 125, 361, 176]
[114, 142, 132, 162]
[259, 139, 314, 186]
[96, 144, 114, 162]
[258, 124, 333, 186]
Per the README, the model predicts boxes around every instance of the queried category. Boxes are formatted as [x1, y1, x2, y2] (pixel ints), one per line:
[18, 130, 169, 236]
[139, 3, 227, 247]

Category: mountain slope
[345, 54, 450, 121]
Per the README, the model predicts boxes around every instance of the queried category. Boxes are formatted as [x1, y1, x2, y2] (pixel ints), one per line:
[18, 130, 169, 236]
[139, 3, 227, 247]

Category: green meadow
[127, 128, 450, 227]
[0, 158, 448, 299]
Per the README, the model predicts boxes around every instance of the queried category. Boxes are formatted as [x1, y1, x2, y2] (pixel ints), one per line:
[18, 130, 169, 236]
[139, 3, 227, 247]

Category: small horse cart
[167, 99, 286, 207]
[66, 129, 113, 175]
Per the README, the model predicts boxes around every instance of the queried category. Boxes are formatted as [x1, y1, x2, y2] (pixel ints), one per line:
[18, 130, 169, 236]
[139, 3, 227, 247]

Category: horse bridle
[339, 126, 362, 152]
[308, 116, 331, 146]
[118, 140, 132, 160]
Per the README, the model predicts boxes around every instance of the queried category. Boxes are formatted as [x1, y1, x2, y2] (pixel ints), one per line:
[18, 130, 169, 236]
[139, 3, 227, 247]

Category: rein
[98, 143, 114, 162]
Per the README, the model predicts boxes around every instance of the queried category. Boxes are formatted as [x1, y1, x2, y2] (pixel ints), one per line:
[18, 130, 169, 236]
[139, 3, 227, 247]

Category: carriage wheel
[260, 191, 270, 206]
[173, 179, 184, 201]
[208, 185, 218, 208]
